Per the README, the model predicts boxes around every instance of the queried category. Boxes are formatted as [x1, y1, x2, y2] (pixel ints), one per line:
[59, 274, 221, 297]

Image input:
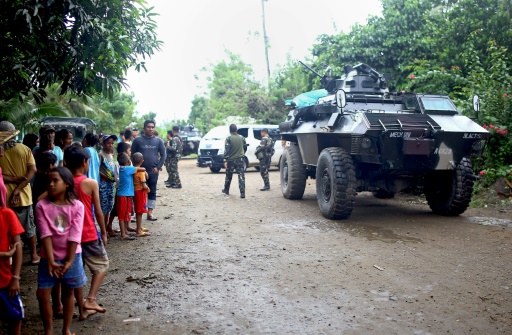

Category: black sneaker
[221, 189, 229, 195]
[260, 186, 270, 191]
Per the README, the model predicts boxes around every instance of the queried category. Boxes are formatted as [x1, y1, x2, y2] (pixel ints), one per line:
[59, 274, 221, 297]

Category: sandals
[147, 215, 158, 221]
[128, 227, 149, 232]
[136, 232, 152, 237]
[83, 298, 106, 313]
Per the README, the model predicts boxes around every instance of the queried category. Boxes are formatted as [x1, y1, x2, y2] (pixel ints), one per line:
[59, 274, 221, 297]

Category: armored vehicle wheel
[425, 157, 474, 216]
[280, 144, 307, 199]
[316, 148, 356, 220]
[372, 189, 395, 199]
[210, 166, 221, 173]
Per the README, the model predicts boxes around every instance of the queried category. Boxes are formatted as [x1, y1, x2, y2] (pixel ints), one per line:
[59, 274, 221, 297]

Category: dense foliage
[0, 0, 161, 102]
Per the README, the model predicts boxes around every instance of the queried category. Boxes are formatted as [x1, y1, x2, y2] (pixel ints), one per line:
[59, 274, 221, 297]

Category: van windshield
[204, 127, 228, 140]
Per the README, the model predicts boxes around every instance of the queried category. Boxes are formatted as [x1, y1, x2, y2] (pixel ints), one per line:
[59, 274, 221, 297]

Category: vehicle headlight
[472, 139, 486, 152]
[361, 138, 372, 149]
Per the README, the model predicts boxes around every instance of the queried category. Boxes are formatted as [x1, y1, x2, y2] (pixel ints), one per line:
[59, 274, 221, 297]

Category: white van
[196, 124, 282, 173]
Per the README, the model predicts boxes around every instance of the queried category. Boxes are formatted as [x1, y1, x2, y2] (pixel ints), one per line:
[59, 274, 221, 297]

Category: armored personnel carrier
[279, 63, 489, 219]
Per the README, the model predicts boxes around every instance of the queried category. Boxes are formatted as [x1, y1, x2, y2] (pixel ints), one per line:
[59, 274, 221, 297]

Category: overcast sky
[125, 0, 382, 124]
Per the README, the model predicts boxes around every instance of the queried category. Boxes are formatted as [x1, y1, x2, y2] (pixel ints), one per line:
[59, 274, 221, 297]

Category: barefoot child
[0, 203, 24, 335]
[132, 152, 151, 237]
[63, 145, 109, 320]
[117, 153, 145, 240]
[35, 167, 86, 335]
[107, 142, 131, 238]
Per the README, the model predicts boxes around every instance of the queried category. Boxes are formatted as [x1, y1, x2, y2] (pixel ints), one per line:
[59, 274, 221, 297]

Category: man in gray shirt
[131, 120, 166, 220]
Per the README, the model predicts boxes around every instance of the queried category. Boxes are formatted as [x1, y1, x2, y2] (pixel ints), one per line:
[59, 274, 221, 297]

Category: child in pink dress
[35, 166, 86, 335]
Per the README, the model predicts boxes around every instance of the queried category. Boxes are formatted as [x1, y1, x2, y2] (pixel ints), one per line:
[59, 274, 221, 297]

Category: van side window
[253, 129, 262, 140]
[238, 128, 248, 138]
[268, 128, 281, 141]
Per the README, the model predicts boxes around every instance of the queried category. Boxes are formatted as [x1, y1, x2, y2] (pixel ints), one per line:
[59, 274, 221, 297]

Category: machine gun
[353, 63, 388, 89]
[298, 61, 337, 93]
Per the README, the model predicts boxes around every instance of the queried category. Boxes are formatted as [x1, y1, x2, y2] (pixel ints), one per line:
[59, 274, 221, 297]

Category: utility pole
[261, 0, 271, 86]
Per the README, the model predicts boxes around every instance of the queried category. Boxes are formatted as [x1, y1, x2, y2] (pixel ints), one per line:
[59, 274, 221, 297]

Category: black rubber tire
[209, 166, 221, 173]
[243, 157, 248, 172]
[424, 157, 474, 216]
[280, 144, 307, 199]
[316, 148, 357, 220]
[372, 189, 395, 199]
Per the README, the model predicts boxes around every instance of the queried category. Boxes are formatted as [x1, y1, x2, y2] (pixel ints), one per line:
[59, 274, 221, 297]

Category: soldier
[165, 126, 183, 189]
[255, 128, 274, 191]
[221, 124, 247, 198]
[164, 131, 172, 185]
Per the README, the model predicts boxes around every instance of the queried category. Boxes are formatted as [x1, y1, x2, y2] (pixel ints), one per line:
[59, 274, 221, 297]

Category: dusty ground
[8, 158, 512, 334]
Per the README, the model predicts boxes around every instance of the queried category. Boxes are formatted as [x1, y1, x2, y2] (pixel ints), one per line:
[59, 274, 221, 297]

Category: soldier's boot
[171, 184, 182, 189]
[240, 192, 245, 198]
[260, 185, 270, 191]
[222, 182, 230, 195]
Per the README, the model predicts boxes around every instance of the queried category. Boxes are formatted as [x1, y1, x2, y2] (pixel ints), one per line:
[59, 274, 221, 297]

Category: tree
[0, 0, 162, 102]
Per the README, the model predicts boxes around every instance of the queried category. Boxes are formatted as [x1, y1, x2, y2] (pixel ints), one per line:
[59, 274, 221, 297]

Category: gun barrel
[298, 61, 322, 78]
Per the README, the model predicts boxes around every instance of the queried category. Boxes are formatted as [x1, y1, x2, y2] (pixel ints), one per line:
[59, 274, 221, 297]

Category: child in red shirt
[0, 205, 24, 335]
[63, 145, 109, 319]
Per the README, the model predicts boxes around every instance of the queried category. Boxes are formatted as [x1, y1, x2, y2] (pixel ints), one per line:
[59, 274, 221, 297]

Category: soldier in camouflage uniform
[221, 124, 247, 198]
[255, 128, 274, 191]
[165, 126, 183, 188]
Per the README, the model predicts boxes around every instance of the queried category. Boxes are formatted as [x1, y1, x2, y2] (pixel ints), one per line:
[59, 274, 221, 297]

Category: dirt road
[14, 158, 512, 334]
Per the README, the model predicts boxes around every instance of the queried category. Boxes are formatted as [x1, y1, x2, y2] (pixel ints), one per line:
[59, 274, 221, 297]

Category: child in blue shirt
[116, 153, 145, 240]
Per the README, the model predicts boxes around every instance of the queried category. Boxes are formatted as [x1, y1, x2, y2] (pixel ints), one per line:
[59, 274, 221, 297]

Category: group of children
[1, 137, 152, 335]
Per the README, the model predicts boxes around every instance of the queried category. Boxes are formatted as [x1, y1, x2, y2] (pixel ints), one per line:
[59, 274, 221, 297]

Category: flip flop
[83, 299, 106, 313]
[147, 216, 158, 221]
[136, 232, 152, 237]
[121, 236, 136, 241]
[27, 259, 40, 265]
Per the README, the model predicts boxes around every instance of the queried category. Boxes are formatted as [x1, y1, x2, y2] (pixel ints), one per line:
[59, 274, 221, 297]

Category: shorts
[12, 206, 36, 238]
[117, 196, 132, 222]
[37, 255, 87, 289]
[82, 239, 109, 275]
[0, 287, 24, 321]
[133, 190, 148, 214]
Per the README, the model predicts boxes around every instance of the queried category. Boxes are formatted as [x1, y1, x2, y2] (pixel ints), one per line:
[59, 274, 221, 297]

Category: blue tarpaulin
[285, 89, 328, 108]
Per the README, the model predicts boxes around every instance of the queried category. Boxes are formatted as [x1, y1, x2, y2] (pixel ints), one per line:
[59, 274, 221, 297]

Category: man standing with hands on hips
[131, 120, 166, 221]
